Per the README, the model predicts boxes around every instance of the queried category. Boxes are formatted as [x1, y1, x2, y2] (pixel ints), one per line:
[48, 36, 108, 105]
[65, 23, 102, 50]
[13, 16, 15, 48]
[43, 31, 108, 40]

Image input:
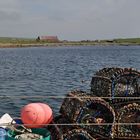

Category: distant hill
[113, 38, 140, 44]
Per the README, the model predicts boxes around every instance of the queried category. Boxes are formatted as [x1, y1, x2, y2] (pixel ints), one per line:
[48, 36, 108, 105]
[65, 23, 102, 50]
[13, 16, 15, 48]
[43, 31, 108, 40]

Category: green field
[114, 38, 140, 44]
[0, 37, 37, 44]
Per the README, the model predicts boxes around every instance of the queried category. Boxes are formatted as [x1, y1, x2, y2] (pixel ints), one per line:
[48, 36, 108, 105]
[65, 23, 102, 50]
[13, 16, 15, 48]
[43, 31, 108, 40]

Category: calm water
[0, 46, 139, 117]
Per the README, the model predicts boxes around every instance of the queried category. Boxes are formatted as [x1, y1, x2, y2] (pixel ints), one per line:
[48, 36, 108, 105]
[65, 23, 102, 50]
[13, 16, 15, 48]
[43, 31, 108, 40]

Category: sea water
[0, 45, 139, 117]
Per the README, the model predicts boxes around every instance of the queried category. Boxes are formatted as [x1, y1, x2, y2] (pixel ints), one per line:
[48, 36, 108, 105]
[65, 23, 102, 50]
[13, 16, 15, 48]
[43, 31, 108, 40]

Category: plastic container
[7, 128, 51, 140]
[32, 128, 51, 140]
[0, 128, 6, 140]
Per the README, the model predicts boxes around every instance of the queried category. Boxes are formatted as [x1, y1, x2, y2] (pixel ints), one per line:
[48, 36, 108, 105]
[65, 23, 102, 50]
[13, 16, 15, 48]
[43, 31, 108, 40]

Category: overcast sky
[0, 0, 140, 40]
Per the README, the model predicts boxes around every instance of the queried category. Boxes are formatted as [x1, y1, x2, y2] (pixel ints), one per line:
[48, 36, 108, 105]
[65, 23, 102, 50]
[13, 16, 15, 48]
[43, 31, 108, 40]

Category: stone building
[40, 36, 59, 42]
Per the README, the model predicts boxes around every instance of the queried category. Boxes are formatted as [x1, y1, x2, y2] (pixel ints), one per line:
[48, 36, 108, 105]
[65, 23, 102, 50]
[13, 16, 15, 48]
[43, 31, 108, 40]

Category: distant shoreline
[0, 43, 140, 48]
[0, 37, 140, 48]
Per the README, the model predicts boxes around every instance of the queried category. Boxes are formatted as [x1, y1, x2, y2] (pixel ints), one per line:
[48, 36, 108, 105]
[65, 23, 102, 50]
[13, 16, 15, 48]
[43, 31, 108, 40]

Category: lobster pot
[91, 76, 112, 97]
[49, 116, 96, 140]
[90, 67, 125, 97]
[49, 115, 104, 140]
[49, 115, 96, 140]
[48, 124, 60, 140]
[95, 67, 124, 78]
[62, 129, 95, 140]
[91, 67, 140, 107]
[60, 91, 115, 137]
[48, 115, 74, 140]
[49, 127, 95, 140]
[60, 91, 88, 122]
[114, 103, 140, 139]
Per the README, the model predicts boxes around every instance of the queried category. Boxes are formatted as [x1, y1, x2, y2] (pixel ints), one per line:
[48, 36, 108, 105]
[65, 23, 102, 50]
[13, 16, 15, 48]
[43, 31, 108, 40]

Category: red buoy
[21, 103, 53, 128]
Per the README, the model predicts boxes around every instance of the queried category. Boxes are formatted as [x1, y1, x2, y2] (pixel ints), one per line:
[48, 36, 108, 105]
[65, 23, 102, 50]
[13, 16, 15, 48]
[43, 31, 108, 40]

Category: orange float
[21, 103, 53, 128]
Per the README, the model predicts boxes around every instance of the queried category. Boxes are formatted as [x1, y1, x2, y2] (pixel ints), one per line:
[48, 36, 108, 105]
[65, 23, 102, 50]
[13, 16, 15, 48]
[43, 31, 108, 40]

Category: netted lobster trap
[113, 103, 140, 139]
[60, 90, 115, 138]
[61, 129, 95, 140]
[91, 67, 140, 108]
[48, 115, 97, 140]
[48, 115, 73, 140]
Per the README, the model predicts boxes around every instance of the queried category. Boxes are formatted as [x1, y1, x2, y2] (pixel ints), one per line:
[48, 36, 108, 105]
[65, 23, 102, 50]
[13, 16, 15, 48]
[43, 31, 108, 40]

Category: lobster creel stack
[49, 90, 115, 140]
[49, 67, 140, 140]
[91, 67, 140, 139]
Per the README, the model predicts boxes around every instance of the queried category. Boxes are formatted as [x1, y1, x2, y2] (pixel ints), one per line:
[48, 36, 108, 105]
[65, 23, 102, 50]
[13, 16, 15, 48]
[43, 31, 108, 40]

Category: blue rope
[93, 111, 101, 118]
[111, 80, 115, 99]
[125, 80, 129, 96]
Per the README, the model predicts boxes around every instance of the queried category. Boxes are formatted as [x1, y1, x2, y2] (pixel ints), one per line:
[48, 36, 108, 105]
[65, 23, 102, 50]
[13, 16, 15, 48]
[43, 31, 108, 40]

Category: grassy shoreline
[0, 37, 140, 48]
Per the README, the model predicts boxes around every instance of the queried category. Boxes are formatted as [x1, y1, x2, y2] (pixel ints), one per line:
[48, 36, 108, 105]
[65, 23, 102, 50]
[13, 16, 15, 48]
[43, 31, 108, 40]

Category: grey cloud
[0, 0, 140, 40]
[0, 10, 21, 22]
